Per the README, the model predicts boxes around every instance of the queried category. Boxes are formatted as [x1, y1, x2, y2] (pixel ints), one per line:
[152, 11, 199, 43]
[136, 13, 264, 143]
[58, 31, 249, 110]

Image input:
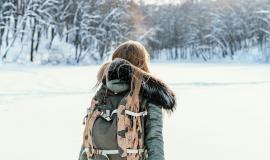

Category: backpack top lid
[103, 59, 176, 111]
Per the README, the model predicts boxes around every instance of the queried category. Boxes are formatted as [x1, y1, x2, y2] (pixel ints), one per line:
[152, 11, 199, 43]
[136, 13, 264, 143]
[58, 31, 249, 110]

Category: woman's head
[96, 41, 151, 112]
[112, 40, 150, 73]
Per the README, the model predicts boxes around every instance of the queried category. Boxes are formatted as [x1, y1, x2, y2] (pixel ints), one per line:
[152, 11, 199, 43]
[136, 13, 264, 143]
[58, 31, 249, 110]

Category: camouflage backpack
[82, 88, 148, 160]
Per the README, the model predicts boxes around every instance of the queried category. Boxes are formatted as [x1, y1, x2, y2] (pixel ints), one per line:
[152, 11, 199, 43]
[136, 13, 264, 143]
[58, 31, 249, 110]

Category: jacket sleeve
[78, 145, 88, 160]
[144, 103, 164, 160]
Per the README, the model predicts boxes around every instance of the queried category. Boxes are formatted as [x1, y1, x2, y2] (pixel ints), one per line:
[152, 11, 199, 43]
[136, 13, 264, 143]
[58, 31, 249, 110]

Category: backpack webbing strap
[99, 109, 147, 121]
[117, 96, 146, 160]
[83, 98, 101, 159]
[125, 110, 147, 117]
[83, 148, 144, 156]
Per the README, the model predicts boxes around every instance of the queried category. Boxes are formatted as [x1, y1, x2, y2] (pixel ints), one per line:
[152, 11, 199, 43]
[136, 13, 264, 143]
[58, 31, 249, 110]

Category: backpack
[82, 88, 148, 160]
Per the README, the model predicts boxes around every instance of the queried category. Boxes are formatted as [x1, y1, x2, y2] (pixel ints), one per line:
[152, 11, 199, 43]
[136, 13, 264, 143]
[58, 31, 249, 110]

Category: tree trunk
[0, 28, 4, 48]
[5, 20, 10, 47]
[30, 19, 37, 62]
[66, 24, 69, 43]
[35, 28, 41, 52]
[49, 28, 55, 49]
[76, 44, 83, 63]
[21, 20, 26, 42]
[14, 16, 18, 37]
[74, 29, 80, 61]
[174, 47, 178, 60]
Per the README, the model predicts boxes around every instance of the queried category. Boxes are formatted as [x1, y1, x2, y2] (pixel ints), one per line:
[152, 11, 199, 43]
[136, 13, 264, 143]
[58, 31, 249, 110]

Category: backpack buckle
[100, 109, 118, 121]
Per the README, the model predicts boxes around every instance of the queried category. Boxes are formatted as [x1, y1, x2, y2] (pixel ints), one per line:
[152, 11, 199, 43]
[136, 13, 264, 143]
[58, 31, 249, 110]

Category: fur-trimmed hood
[102, 59, 176, 111]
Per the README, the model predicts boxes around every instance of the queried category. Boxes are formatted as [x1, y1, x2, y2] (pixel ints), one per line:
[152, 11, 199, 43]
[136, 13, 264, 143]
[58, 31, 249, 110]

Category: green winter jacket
[79, 59, 176, 160]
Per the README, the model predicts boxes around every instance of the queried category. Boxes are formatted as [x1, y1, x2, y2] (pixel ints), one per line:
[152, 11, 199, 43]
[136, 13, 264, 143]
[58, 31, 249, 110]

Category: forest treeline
[0, 0, 270, 64]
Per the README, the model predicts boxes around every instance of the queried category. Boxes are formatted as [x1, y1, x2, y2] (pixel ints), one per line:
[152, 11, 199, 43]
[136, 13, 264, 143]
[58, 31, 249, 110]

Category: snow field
[0, 63, 270, 160]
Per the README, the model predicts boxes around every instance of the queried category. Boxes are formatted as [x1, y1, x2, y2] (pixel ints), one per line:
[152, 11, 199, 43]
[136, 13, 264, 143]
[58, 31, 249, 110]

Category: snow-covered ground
[0, 63, 270, 160]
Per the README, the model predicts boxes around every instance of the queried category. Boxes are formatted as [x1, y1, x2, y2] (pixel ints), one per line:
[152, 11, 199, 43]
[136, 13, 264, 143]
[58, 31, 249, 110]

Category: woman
[79, 41, 176, 160]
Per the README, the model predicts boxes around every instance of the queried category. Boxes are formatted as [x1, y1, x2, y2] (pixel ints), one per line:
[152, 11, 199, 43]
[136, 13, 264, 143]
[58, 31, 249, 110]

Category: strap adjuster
[127, 148, 145, 154]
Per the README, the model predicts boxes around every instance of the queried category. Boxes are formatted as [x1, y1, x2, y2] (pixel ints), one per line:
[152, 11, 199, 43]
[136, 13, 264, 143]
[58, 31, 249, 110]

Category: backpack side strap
[125, 110, 147, 117]
[83, 148, 145, 157]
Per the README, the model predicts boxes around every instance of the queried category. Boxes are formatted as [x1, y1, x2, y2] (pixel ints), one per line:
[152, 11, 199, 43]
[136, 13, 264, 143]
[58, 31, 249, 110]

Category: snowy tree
[1, 0, 270, 63]
[143, 0, 270, 62]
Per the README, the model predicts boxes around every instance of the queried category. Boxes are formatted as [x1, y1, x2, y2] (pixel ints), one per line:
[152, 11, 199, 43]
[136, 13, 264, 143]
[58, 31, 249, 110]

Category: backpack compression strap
[83, 98, 101, 159]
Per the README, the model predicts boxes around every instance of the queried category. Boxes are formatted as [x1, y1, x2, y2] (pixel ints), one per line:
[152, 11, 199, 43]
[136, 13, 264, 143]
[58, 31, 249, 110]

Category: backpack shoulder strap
[82, 85, 109, 158]
[83, 98, 102, 158]
[117, 96, 147, 160]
